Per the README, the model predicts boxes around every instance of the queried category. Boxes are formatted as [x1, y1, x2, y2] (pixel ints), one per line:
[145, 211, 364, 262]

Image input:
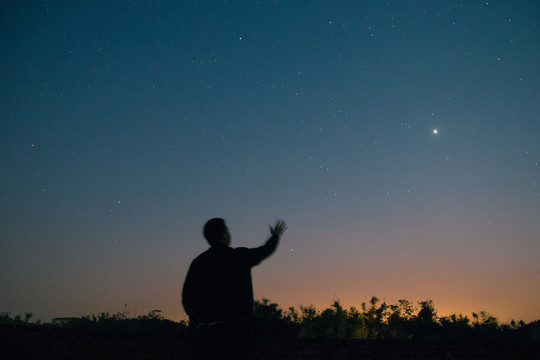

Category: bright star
[433, 129, 438, 135]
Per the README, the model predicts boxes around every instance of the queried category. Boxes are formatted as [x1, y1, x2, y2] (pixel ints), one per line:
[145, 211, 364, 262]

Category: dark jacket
[182, 235, 279, 324]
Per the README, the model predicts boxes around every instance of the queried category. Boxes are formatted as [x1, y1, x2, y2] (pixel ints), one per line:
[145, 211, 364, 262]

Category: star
[433, 129, 439, 135]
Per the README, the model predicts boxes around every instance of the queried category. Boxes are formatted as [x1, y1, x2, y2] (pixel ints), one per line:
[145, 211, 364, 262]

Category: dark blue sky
[1, 1, 539, 323]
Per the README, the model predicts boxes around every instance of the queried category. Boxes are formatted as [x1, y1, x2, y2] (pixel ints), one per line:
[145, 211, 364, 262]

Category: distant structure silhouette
[182, 218, 287, 360]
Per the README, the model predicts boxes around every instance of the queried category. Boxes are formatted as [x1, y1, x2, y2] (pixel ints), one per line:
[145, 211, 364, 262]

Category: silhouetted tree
[252, 298, 299, 337]
[387, 299, 415, 339]
[0, 311, 35, 327]
[358, 296, 389, 339]
[471, 311, 501, 339]
[317, 300, 353, 339]
[298, 304, 321, 338]
[415, 300, 439, 339]
[439, 314, 471, 340]
[6, 297, 536, 345]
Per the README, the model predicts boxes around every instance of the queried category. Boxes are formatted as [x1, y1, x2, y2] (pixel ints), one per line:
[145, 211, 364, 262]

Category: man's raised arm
[239, 219, 287, 267]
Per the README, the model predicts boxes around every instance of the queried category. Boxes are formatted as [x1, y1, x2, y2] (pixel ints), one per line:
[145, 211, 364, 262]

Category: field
[1, 323, 539, 359]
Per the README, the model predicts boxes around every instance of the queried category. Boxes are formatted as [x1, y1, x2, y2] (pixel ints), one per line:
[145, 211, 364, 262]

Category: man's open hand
[269, 219, 287, 237]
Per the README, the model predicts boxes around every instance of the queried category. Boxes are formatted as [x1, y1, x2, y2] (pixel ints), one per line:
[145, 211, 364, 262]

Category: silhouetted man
[182, 218, 286, 360]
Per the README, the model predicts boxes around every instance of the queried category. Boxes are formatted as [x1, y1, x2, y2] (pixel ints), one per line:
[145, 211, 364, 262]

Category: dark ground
[1, 324, 539, 359]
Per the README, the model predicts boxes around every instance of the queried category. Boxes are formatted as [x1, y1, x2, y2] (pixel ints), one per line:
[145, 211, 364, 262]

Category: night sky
[1, 1, 539, 324]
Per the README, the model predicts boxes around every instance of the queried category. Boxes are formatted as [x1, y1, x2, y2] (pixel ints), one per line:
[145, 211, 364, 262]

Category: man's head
[203, 218, 231, 246]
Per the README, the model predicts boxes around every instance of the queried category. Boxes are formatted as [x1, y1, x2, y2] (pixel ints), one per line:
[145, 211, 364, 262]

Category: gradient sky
[1, 1, 539, 324]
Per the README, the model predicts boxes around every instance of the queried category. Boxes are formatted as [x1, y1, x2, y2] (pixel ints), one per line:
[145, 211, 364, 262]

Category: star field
[0, 1, 539, 323]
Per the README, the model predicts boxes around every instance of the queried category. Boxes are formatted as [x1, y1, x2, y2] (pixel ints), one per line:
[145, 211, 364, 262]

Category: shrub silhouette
[0, 311, 36, 326]
[49, 309, 189, 337]
[3, 297, 538, 343]
[2, 304, 538, 360]
[250, 296, 537, 342]
[252, 298, 299, 337]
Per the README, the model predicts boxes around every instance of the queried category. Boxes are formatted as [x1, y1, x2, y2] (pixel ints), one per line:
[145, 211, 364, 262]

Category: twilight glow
[0, 1, 539, 324]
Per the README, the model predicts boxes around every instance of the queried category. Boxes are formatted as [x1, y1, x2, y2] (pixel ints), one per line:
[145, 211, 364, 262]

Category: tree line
[2, 297, 538, 342]
[251, 297, 539, 342]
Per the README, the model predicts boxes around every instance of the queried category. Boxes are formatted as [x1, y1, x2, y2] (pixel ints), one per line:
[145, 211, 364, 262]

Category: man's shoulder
[192, 245, 235, 262]
[190, 248, 210, 264]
